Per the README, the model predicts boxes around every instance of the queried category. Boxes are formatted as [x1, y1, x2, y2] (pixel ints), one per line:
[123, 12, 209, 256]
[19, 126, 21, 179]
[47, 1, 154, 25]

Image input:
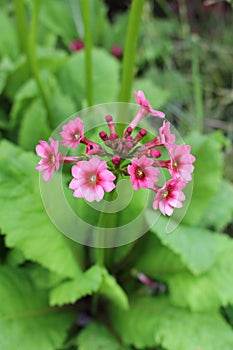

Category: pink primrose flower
[168, 144, 196, 182]
[36, 138, 61, 181]
[69, 157, 116, 202]
[128, 155, 160, 190]
[159, 121, 176, 145]
[153, 178, 186, 216]
[129, 90, 165, 130]
[60, 118, 84, 148]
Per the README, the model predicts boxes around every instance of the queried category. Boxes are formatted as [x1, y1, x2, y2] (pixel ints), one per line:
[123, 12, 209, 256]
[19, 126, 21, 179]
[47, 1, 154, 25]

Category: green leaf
[167, 242, 233, 311]
[58, 48, 120, 105]
[183, 132, 224, 226]
[0, 266, 76, 350]
[18, 99, 51, 151]
[146, 213, 229, 274]
[49, 265, 102, 306]
[108, 296, 233, 350]
[100, 268, 129, 310]
[0, 11, 19, 59]
[50, 265, 129, 310]
[40, 1, 77, 43]
[10, 78, 39, 127]
[74, 322, 126, 350]
[199, 180, 233, 231]
[0, 140, 81, 278]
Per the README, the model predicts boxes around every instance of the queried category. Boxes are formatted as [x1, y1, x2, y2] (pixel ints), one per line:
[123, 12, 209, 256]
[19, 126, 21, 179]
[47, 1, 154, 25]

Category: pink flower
[153, 178, 186, 216]
[60, 118, 84, 148]
[159, 121, 176, 145]
[135, 90, 165, 118]
[36, 138, 61, 181]
[69, 157, 116, 202]
[168, 144, 195, 182]
[129, 90, 165, 130]
[128, 155, 160, 190]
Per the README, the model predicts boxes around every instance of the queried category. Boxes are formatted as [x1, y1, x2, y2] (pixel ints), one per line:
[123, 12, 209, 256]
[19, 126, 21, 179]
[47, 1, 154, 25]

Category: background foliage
[0, 0, 232, 349]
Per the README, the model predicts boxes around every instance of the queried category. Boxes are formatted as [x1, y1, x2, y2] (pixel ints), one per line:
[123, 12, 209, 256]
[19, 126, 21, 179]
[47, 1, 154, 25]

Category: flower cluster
[36, 91, 195, 216]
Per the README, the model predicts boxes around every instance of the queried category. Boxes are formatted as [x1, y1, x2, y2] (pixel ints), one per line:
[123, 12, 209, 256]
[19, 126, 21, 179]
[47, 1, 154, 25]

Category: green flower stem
[81, 0, 93, 106]
[191, 36, 204, 133]
[27, 0, 53, 129]
[14, 0, 28, 54]
[95, 188, 118, 267]
[118, 0, 145, 103]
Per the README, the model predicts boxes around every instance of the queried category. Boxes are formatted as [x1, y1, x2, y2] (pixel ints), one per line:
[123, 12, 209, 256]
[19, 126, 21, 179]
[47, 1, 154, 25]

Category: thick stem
[81, 0, 93, 106]
[14, 0, 28, 54]
[118, 0, 145, 103]
[27, 0, 53, 129]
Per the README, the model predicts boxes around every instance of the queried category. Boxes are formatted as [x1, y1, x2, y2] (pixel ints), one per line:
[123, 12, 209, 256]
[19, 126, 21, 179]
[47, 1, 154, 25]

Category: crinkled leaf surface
[167, 242, 233, 311]
[50, 265, 129, 310]
[0, 140, 81, 278]
[199, 180, 233, 231]
[50, 265, 102, 306]
[146, 213, 229, 274]
[108, 296, 233, 350]
[0, 266, 76, 350]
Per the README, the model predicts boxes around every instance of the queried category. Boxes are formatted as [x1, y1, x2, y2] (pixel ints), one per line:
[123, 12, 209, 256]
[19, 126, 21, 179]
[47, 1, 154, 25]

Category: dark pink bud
[111, 44, 123, 59]
[134, 129, 147, 143]
[124, 126, 133, 138]
[112, 155, 121, 165]
[109, 133, 119, 140]
[105, 115, 113, 122]
[99, 131, 108, 141]
[70, 40, 84, 52]
[151, 149, 162, 158]
[140, 129, 147, 137]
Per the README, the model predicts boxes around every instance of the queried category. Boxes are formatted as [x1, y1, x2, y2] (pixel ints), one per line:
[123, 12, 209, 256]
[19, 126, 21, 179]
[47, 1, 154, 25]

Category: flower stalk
[81, 0, 93, 106]
[118, 0, 145, 103]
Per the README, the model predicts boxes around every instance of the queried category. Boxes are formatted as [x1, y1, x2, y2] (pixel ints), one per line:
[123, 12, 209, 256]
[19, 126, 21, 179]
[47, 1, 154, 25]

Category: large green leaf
[146, 213, 229, 274]
[0, 266, 76, 350]
[50, 265, 129, 310]
[108, 296, 233, 350]
[199, 180, 233, 231]
[183, 132, 224, 226]
[58, 48, 120, 105]
[167, 242, 233, 311]
[0, 140, 81, 278]
[74, 322, 127, 350]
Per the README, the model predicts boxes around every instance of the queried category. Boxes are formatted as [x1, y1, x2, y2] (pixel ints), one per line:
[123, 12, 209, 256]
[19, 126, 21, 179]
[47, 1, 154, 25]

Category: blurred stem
[27, 0, 53, 129]
[118, 0, 145, 103]
[191, 37, 204, 133]
[14, 0, 28, 54]
[81, 0, 93, 106]
[178, 0, 190, 40]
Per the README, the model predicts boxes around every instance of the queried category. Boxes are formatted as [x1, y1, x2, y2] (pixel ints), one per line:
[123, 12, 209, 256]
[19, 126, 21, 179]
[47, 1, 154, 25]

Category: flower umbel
[36, 90, 195, 216]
